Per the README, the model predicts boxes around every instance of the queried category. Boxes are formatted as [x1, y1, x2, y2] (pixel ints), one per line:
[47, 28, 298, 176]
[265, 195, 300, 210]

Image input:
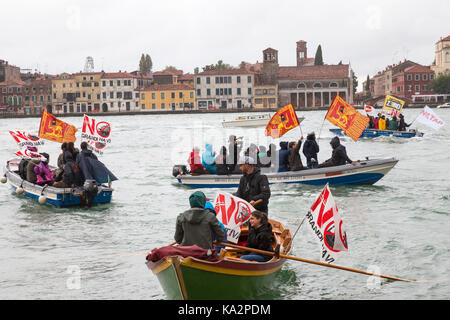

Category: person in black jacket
[288, 136, 304, 171]
[53, 151, 81, 188]
[398, 114, 411, 132]
[234, 156, 271, 214]
[240, 211, 274, 262]
[277, 141, 289, 172]
[302, 132, 320, 169]
[318, 136, 358, 168]
[228, 135, 242, 174]
[215, 146, 230, 175]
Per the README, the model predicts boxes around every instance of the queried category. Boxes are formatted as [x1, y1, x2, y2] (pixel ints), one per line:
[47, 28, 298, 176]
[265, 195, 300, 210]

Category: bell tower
[262, 48, 279, 85]
[297, 40, 307, 66]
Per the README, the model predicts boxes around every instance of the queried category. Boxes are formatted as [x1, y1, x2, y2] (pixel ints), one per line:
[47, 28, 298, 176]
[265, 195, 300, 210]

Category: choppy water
[1, 109, 449, 300]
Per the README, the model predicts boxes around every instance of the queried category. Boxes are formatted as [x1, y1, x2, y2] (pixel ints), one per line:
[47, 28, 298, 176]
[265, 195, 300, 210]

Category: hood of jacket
[189, 191, 206, 209]
[279, 141, 288, 150]
[205, 143, 213, 152]
[330, 136, 340, 149]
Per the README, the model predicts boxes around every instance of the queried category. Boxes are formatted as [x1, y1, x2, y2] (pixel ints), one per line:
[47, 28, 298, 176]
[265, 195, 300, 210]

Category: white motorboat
[222, 114, 305, 128]
[437, 102, 450, 108]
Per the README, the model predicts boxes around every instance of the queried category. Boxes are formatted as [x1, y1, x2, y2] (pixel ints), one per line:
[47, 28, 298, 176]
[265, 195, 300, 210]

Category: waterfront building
[101, 72, 140, 112]
[139, 83, 195, 111]
[195, 69, 255, 109]
[431, 35, 450, 76]
[0, 60, 21, 83]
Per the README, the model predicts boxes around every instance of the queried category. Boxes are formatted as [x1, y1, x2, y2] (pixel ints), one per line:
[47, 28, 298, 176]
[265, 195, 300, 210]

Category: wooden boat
[2, 158, 113, 207]
[222, 114, 305, 128]
[174, 157, 398, 188]
[146, 219, 292, 300]
[329, 128, 424, 138]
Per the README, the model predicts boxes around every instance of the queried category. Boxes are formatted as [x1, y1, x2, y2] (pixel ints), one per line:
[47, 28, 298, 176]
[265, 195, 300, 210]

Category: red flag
[38, 110, 77, 143]
[265, 104, 300, 138]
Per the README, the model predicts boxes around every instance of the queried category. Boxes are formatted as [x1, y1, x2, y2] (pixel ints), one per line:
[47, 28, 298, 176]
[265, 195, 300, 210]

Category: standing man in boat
[174, 191, 225, 250]
[234, 156, 271, 214]
[228, 135, 242, 174]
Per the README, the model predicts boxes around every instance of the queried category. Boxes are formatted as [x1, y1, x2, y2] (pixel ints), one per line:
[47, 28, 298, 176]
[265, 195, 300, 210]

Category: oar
[219, 242, 415, 283]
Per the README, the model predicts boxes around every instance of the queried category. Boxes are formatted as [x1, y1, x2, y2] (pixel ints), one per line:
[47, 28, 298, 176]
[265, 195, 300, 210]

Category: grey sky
[2, 0, 449, 90]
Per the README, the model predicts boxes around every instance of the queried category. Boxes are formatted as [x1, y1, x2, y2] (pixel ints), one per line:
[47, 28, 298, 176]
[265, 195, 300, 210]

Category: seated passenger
[53, 143, 67, 181]
[387, 116, 399, 131]
[378, 116, 386, 130]
[34, 153, 54, 186]
[240, 211, 274, 262]
[188, 147, 208, 175]
[19, 146, 38, 180]
[53, 152, 81, 188]
[26, 158, 41, 184]
[215, 146, 230, 175]
[202, 143, 216, 174]
[318, 136, 357, 168]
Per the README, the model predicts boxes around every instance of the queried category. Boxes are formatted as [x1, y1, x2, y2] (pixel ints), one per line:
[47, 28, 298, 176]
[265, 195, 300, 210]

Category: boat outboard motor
[172, 165, 188, 177]
[83, 179, 98, 207]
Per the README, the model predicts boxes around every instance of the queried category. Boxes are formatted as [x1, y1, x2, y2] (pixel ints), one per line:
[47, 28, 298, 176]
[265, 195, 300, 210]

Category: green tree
[139, 53, 152, 74]
[351, 70, 358, 98]
[430, 72, 450, 94]
[194, 67, 199, 74]
[164, 66, 178, 71]
[314, 45, 324, 66]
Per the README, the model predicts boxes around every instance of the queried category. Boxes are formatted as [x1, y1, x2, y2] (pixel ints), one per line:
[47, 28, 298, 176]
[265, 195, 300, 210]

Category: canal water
[0, 109, 449, 299]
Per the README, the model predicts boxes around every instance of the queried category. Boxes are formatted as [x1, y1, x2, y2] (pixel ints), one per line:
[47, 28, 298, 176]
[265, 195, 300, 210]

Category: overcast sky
[2, 0, 449, 90]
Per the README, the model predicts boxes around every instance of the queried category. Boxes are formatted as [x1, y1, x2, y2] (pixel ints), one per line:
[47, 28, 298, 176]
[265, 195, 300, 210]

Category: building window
[142, 104, 146, 109]
[102, 81, 106, 87]
[152, 103, 155, 109]
[415, 74, 420, 81]
[248, 88, 252, 95]
[197, 89, 201, 97]
[237, 88, 241, 95]
[297, 82, 306, 89]
[206, 77, 210, 84]
[161, 103, 165, 109]
[415, 85, 420, 92]
[247, 76, 252, 83]
[207, 89, 211, 96]
[237, 76, 241, 84]
[171, 92, 175, 99]
[430, 74, 434, 80]
[196, 77, 201, 85]
[255, 98, 263, 104]
[255, 89, 262, 95]
[422, 74, 428, 81]
[407, 74, 412, 81]
[152, 93, 155, 99]
[179, 92, 183, 98]
[161, 92, 165, 99]
[313, 83, 322, 88]
[190, 92, 194, 99]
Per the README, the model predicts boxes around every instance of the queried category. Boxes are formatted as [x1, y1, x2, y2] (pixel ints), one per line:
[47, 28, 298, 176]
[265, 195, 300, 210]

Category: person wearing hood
[258, 145, 272, 169]
[34, 153, 54, 186]
[174, 191, 225, 250]
[19, 146, 38, 180]
[76, 142, 117, 185]
[318, 136, 357, 168]
[277, 141, 289, 172]
[398, 114, 411, 132]
[53, 151, 82, 188]
[202, 143, 216, 174]
[234, 156, 271, 214]
[288, 136, 304, 171]
[387, 116, 399, 131]
[302, 132, 320, 169]
[188, 146, 207, 175]
[240, 211, 274, 262]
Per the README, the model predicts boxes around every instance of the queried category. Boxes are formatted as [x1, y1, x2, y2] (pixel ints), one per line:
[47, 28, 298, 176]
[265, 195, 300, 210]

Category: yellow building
[140, 83, 195, 111]
[253, 84, 278, 109]
[52, 72, 103, 113]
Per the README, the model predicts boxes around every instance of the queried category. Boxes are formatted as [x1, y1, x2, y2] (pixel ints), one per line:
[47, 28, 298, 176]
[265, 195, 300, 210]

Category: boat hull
[176, 158, 398, 188]
[330, 128, 424, 138]
[3, 160, 113, 207]
[222, 116, 304, 128]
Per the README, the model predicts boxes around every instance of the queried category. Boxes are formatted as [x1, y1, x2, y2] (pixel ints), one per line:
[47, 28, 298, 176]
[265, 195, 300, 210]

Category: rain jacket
[245, 222, 274, 261]
[234, 167, 271, 213]
[34, 162, 54, 185]
[302, 134, 320, 168]
[277, 142, 289, 172]
[175, 191, 225, 249]
[202, 143, 216, 174]
[320, 137, 353, 168]
[288, 139, 304, 171]
[76, 149, 117, 184]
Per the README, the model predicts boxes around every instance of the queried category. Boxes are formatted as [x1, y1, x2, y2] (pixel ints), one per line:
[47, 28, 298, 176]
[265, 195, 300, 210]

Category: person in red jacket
[188, 146, 208, 175]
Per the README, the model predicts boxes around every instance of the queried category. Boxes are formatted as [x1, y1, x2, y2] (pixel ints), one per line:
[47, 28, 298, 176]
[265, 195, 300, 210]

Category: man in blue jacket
[277, 141, 289, 172]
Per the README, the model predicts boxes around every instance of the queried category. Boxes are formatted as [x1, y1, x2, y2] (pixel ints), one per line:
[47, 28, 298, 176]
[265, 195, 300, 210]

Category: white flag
[213, 192, 255, 244]
[81, 114, 112, 155]
[416, 106, 445, 130]
[306, 184, 348, 264]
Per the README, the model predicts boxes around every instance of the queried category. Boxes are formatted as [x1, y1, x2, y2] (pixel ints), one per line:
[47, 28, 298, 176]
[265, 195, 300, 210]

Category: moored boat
[330, 128, 424, 138]
[173, 157, 398, 188]
[222, 114, 305, 128]
[146, 219, 292, 300]
[2, 158, 113, 207]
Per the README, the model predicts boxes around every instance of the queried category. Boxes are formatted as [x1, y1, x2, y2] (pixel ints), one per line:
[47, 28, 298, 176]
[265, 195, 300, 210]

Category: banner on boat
[81, 114, 112, 155]
[14, 148, 45, 160]
[326, 95, 369, 142]
[415, 106, 445, 130]
[306, 184, 348, 264]
[9, 130, 45, 148]
[265, 104, 300, 138]
[38, 110, 77, 143]
[214, 192, 255, 243]
[382, 95, 405, 115]
[364, 105, 374, 114]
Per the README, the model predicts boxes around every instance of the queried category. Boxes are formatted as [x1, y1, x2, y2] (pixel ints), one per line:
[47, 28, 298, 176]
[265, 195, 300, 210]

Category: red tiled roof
[0, 80, 27, 86]
[198, 68, 256, 76]
[153, 70, 184, 76]
[277, 64, 349, 80]
[140, 83, 194, 91]
[404, 65, 433, 73]
[102, 72, 136, 79]
[437, 35, 450, 43]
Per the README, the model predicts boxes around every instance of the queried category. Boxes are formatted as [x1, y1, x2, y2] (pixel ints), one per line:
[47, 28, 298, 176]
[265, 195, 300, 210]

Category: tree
[202, 60, 234, 72]
[164, 66, 178, 71]
[351, 70, 358, 98]
[430, 72, 450, 94]
[194, 67, 199, 74]
[139, 53, 152, 74]
[365, 75, 371, 98]
[314, 45, 324, 66]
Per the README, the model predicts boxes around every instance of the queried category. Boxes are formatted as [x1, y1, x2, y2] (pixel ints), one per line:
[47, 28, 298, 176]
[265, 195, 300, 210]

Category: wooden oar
[219, 242, 415, 283]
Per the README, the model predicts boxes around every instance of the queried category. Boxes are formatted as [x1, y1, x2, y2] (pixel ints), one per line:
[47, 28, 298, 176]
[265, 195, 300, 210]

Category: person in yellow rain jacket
[378, 115, 387, 130]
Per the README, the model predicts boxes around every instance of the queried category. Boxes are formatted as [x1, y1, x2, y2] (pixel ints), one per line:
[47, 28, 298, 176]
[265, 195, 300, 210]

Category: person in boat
[188, 146, 208, 175]
[302, 132, 320, 169]
[53, 151, 82, 188]
[227, 135, 242, 174]
[34, 153, 54, 186]
[174, 191, 225, 250]
[204, 201, 227, 253]
[267, 143, 278, 172]
[387, 115, 399, 131]
[67, 142, 79, 160]
[288, 136, 305, 172]
[398, 114, 411, 132]
[234, 156, 271, 214]
[19, 146, 38, 180]
[76, 142, 118, 185]
[215, 146, 230, 175]
[378, 115, 387, 130]
[318, 136, 358, 168]
[368, 116, 376, 129]
[202, 143, 217, 174]
[277, 141, 290, 172]
[240, 210, 274, 262]
[244, 144, 261, 167]
[26, 156, 42, 184]
[53, 142, 68, 182]
[373, 115, 380, 129]
[258, 146, 271, 168]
